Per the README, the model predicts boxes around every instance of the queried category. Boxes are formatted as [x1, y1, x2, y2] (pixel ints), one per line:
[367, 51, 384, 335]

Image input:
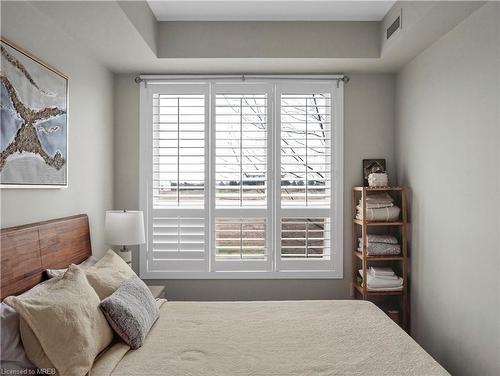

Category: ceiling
[147, 1, 396, 21]
[13, 1, 482, 74]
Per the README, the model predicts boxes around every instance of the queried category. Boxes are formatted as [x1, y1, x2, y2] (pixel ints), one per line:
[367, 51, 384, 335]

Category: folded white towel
[358, 200, 394, 209]
[369, 267, 395, 276]
[363, 285, 404, 291]
[356, 206, 400, 221]
[359, 270, 403, 289]
[365, 193, 393, 203]
[369, 271, 399, 280]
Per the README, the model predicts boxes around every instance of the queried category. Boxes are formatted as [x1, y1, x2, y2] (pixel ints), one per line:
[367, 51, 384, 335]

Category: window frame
[139, 77, 344, 279]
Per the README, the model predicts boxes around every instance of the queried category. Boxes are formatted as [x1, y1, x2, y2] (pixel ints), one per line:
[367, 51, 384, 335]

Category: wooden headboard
[1, 214, 92, 300]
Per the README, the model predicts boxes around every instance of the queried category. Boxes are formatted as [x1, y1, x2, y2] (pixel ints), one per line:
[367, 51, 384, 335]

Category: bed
[1, 215, 449, 376]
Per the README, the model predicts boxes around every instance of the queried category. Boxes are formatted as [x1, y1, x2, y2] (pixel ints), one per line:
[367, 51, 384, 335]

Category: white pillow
[0, 303, 36, 371]
[45, 256, 97, 278]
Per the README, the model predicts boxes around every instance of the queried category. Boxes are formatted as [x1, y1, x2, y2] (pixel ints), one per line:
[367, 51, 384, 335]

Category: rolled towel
[356, 206, 400, 221]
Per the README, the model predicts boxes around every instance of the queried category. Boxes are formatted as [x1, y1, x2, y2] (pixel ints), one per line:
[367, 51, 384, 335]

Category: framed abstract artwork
[1, 38, 68, 188]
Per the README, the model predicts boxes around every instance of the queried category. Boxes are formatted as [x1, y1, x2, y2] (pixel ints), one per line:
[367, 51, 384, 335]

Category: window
[140, 77, 343, 279]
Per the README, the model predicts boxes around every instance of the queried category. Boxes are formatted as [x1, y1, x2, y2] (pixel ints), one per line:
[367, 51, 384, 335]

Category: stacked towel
[368, 172, 388, 187]
[359, 267, 403, 291]
[356, 193, 400, 221]
[365, 193, 393, 204]
[358, 234, 401, 256]
[364, 234, 398, 245]
[370, 266, 396, 277]
[356, 206, 400, 221]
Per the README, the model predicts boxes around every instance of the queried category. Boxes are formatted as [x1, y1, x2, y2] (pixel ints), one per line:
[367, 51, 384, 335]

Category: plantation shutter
[275, 83, 338, 272]
[139, 77, 343, 279]
[212, 84, 272, 272]
[146, 83, 209, 272]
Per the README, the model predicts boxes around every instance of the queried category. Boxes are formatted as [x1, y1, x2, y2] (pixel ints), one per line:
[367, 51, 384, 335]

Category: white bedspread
[94, 300, 448, 376]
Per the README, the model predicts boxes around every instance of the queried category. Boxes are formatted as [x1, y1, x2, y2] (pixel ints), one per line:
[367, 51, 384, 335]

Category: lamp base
[118, 246, 132, 265]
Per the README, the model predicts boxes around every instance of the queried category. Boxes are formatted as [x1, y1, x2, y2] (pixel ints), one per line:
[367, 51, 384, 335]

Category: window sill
[140, 270, 343, 280]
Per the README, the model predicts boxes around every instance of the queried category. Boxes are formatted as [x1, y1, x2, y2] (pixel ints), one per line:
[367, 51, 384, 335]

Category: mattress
[92, 300, 448, 376]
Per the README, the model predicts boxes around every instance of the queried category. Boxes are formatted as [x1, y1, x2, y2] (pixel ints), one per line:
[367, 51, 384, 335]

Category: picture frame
[1, 37, 68, 188]
[362, 159, 386, 186]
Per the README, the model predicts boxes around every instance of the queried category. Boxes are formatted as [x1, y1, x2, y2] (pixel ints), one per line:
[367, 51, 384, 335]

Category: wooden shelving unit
[352, 186, 409, 331]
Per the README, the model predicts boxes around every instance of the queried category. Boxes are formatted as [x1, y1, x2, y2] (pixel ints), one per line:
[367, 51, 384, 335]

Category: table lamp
[105, 210, 145, 264]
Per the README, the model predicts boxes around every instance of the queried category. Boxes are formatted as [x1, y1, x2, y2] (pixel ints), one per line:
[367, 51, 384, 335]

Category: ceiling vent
[386, 11, 402, 40]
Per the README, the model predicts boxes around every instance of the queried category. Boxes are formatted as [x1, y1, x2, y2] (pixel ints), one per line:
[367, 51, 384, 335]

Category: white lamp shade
[105, 210, 145, 246]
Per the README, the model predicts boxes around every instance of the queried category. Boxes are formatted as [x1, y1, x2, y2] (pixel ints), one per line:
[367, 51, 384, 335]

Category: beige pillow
[19, 318, 54, 370]
[7, 277, 61, 370]
[85, 250, 136, 300]
[4, 265, 113, 376]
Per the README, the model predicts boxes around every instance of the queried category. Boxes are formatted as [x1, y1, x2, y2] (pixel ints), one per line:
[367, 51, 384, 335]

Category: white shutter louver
[280, 217, 331, 259]
[152, 217, 205, 254]
[215, 217, 267, 259]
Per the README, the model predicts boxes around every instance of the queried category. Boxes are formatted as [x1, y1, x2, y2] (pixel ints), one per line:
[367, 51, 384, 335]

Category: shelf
[353, 186, 405, 192]
[352, 185, 410, 332]
[353, 219, 404, 226]
[354, 284, 404, 296]
[354, 251, 404, 261]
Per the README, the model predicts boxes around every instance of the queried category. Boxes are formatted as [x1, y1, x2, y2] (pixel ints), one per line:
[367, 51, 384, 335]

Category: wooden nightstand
[147, 285, 166, 299]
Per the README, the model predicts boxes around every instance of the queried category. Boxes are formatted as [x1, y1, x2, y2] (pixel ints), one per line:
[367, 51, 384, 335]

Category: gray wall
[114, 73, 395, 300]
[157, 21, 379, 58]
[395, 3, 500, 375]
[0, 1, 114, 258]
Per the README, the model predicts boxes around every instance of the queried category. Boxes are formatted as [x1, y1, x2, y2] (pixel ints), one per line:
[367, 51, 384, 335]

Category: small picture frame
[362, 159, 386, 186]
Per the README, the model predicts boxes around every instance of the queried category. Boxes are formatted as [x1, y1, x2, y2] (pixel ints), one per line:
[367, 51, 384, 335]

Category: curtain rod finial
[134, 76, 143, 84]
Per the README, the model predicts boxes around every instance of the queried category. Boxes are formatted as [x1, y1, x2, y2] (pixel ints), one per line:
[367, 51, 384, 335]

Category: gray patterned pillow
[99, 275, 159, 349]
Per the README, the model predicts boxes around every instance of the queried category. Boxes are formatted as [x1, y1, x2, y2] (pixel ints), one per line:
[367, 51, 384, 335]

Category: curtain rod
[134, 74, 349, 83]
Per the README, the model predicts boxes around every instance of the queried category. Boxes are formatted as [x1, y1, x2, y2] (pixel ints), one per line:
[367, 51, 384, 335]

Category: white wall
[114, 73, 395, 300]
[1, 1, 114, 258]
[395, 3, 500, 375]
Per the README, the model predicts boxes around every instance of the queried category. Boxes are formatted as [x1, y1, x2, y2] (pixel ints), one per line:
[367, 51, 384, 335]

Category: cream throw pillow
[19, 318, 55, 370]
[4, 277, 61, 370]
[4, 265, 113, 376]
[85, 250, 136, 299]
